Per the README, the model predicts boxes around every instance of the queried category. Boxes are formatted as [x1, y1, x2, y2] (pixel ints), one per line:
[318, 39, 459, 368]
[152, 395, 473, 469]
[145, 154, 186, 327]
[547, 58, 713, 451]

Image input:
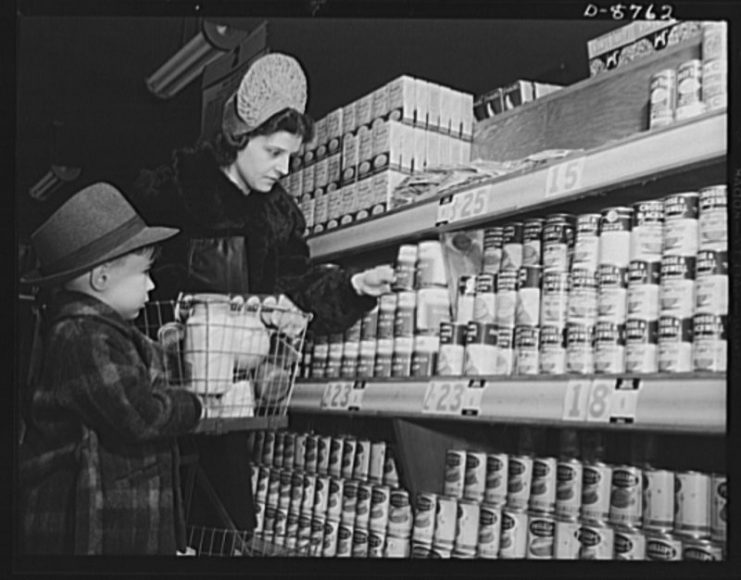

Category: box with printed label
[356, 93, 374, 129]
[413, 127, 428, 173]
[314, 158, 329, 190]
[354, 178, 375, 221]
[341, 182, 358, 220]
[300, 193, 315, 229]
[502, 80, 563, 112]
[439, 86, 457, 136]
[425, 130, 441, 170]
[341, 133, 359, 185]
[327, 183, 344, 226]
[313, 189, 330, 232]
[325, 108, 344, 157]
[302, 164, 315, 197]
[327, 153, 342, 189]
[587, 20, 676, 59]
[303, 130, 319, 166]
[438, 133, 453, 166]
[414, 79, 430, 129]
[343, 101, 357, 138]
[426, 82, 442, 132]
[388, 75, 416, 125]
[369, 169, 409, 216]
[315, 116, 329, 161]
[356, 126, 375, 181]
[372, 83, 390, 124]
[372, 120, 415, 174]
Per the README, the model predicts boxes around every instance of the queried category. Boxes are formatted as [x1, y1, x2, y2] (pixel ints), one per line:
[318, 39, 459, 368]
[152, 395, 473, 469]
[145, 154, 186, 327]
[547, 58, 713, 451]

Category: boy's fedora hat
[21, 182, 179, 286]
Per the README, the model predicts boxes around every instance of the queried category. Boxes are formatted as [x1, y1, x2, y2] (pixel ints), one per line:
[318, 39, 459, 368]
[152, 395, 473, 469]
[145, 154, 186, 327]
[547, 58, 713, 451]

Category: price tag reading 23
[422, 379, 486, 416]
[320, 381, 366, 411]
[436, 186, 490, 226]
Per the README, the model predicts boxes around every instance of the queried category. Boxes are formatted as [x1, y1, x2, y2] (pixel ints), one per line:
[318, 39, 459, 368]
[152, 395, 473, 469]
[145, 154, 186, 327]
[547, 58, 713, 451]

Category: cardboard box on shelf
[372, 120, 415, 174]
[459, 92, 475, 141]
[300, 192, 315, 229]
[341, 133, 359, 185]
[325, 108, 344, 157]
[315, 116, 330, 161]
[343, 101, 358, 138]
[425, 130, 441, 170]
[302, 164, 315, 197]
[341, 182, 358, 222]
[357, 126, 375, 181]
[313, 189, 330, 233]
[369, 169, 409, 216]
[439, 86, 456, 136]
[327, 183, 344, 226]
[427, 82, 442, 132]
[372, 83, 390, 124]
[354, 177, 375, 221]
[356, 93, 374, 129]
[413, 126, 427, 173]
[415, 79, 431, 129]
[327, 153, 342, 190]
[587, 20, 677, 60]
[314, 158, 329, 190]
[388, 75, 416, 125]
[502, 80, 563, 111]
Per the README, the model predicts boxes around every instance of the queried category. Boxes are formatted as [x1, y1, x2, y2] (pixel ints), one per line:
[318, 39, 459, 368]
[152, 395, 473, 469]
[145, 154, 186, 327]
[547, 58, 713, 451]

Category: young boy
[19, 182, 203, 555]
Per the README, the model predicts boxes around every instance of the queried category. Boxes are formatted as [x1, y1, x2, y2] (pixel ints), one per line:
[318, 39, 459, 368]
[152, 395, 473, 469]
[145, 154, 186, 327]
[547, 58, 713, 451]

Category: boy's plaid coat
[19, 291, 202, 554]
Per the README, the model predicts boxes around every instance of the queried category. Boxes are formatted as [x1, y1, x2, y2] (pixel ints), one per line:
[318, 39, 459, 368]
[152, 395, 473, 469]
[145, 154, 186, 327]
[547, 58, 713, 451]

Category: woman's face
[232, 131, 302, 193]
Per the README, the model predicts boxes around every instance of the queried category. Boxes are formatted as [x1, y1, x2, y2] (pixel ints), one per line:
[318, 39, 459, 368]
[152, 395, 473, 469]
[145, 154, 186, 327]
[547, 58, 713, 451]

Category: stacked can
[525, 455, 557, 559]
[566, 213, 600, 374]
[417, 241, 452, 378]
[659, 192, 698, 373]
[578, 432, 614, 560]
[513, 218, 543, 375]
[668, 470, 722, 562]
[693, 185, 727, 372]
[385, 488, 414, 557]
[608, 462, 645, 560]
[411, 492, 438, 557]
[540, 214, 575, 375]
[554, 430, 583, 559]
[701, 22, 728, 112]
[595, 207, 631, 374]
[341, 319, 362, 379]
[482, 227, 504, 275]
[374, 292, 397, 378]
[625, 200, 663, 373]
[358, 304, 379, 378]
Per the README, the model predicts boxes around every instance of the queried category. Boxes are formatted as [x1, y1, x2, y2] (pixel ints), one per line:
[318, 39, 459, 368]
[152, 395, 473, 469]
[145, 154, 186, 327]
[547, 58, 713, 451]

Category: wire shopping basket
[137, 293, 312, 434]
[185, 525, 312, 557]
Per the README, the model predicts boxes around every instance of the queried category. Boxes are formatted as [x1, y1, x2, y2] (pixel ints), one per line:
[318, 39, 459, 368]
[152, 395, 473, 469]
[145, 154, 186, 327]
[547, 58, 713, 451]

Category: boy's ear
[89, 264, 110, 292]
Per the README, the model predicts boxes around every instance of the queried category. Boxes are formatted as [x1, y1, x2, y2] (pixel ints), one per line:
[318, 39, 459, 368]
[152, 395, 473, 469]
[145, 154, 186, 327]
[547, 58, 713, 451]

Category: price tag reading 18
[421, 379, 485, 416]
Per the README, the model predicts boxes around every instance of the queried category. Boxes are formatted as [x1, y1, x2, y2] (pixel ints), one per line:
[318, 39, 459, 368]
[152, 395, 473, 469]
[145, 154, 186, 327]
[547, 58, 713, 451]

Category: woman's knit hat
[222, 52, 308, 143]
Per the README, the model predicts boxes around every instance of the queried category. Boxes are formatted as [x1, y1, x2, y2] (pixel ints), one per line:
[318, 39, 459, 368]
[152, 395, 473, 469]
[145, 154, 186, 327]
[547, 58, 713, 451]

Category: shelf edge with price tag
[435, 186, 491, 227]
[544, 156, 586, 200]
[347, 380, 367, 412]
[421, 378, 485, 417]
[320, 381, 355, 411]
[609, 378, 641, 424]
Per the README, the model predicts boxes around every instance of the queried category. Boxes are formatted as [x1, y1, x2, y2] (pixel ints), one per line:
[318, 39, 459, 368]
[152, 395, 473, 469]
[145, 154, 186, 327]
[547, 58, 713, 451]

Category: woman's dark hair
[209, 108, 315, 166]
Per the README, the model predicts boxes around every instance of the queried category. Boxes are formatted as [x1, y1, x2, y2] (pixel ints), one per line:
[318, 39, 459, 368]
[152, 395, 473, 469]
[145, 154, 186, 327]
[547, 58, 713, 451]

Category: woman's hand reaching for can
[351, 264, 396, 297]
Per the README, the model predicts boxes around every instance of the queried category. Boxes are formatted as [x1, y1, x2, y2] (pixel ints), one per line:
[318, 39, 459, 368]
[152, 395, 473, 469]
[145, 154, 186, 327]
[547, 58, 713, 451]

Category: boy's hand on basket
[351, 264, 396, 297]
[270, 295, 308, 337]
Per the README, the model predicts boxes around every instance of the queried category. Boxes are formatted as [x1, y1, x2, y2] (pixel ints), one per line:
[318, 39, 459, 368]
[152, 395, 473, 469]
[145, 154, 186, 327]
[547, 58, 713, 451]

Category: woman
[129, 53, 393, 535]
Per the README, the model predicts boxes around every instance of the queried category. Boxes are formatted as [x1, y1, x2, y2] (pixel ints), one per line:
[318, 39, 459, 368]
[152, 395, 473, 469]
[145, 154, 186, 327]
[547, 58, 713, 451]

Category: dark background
[15, 13, 627, 238]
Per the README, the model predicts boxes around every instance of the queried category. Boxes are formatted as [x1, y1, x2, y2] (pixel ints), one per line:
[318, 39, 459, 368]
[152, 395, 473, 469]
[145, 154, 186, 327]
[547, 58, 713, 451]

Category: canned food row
[440, 448, 726, 543]
[251, 431, 400, 487]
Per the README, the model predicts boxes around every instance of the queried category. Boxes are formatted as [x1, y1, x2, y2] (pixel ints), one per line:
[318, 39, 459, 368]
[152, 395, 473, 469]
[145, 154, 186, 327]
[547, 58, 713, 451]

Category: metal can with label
[556, 458, 583, 520]
[411, 541, 433, 558]
[293, 432, 307, 472]
[322, 518, 340, 557]
[594, 321, 625, 374]
[373, 338, 393, 378]
[526, 510, 556, 559]
[675, 470, 711, 537]
[437, 322, 466, 376]
[464, 322, 498, 375]
[394, 290, 417, 338]
[502, 222, 524, 272]
[328, 436, 343, 479]
[416, 287, 451, 333]
[523, 218, 544, 266]
[682, 537, 724, 561]
[412, 492, 437, 544]
[313, 475, 331, 519]
[625, 318, 659, 374]
[278, 469, 293, 514]
[609, 465, 643, 527]
[252, 430, 266, 465]
[340, 437, 357, 481]
[500, 506, 529, 559]
[483, 226, 504, 274]
[456, 275, 476, 323]
[444, 449, 467, 498]
[391, 335, 414, 377]
[554, 516, 581, 559]
[262, 504, 276, 535]
[311, 335, 328, 379]
[507, 454, 534, 510]
[614, 525, 646, 560]
[385, 534, 411, 558]
[529, 456, 558, 514]
[256, 466, 270, 506]
[660, 255, 696, 318]
[393, 243, 418, 291]
[473, 273, 497, 323]
[663, 192, 699, 257]
[266, 468, 281, 509]
[699, 185, 727, 251]
[327, 477, 344, 522]
[429, 543, 452, 558]
[376, 293, 398, 340]
[597, 264, 628, 324]
[285, 509, 300, 542]
[599, 207, 632, 268]
[262, 431, 276, 467]
[702, 58, 727, 110]
[417, 240, 448, 287]
[340, 340, 359, 378]
[361, 305, 379, 341]
[353, 439, 371, 482]
[581, 461, 612, 523]
[649, 69, 676, 129]
[693, 313, 727, 372]
[542, 214, 575, 272]
[300, 473, 317, 516]
[516, 265, 541, 327]
[515, 326, 540, 375]
[676, 59, 704, 121]
[578, 520, 614, 560]
[384, 453, 400, 488]
[388, 489, 414, 538]
[316, 435, 331, 476]
[411, 333, 439, 377]
[463, 451, 487, 502]
[646, 531, 683, 561]
[336, 523, 354, 557]
[325, 334, 343, 379]
[341, 479, 359, 527]
[642, 468, 675, 532]
[354, 482, 373, 530]
[658, 315, 694, 373]
[566, 323, 595, 375]
[351, 527, 369, 558]
[304, 434, 319, 475]
[484, 452, 509, 506]
[540, 325, 567, 375]
[357, 339, 376, 378]
[695, 250, 728, 315]
[631, 200, 664, 262]
[541, 270, 569, 327]
[454, 499, 480, 553]
[370, 485, 391, 534]
[495, 269, 518, 329]
[282, 432, 296, 470]
[568, 269, 598, 326]
[477, 502, 503, 558]
[369, 441, 386, 484]
[433, 495, 458, 550]
[702, 21, 728, 63]
[573, 213, 601, 271]
[627, 260, 661, 320]
[711, 473, 727, 543]
[297, 513, 312, 551]
[496, 326, 516, 376]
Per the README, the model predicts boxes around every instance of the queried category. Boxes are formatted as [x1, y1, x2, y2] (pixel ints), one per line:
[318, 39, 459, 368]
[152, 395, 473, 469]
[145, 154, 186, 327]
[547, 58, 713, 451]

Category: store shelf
[195, 415, 288, 435]
[289, 374, 726, 434]
[307, 111, 726, 259]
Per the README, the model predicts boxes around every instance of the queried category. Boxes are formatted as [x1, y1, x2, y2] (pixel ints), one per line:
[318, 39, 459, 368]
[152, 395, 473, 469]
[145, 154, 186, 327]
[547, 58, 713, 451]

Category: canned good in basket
[578, 520, 614, 560]
[499, 506, 529, 559]
[614, 525, 646, 560]
[526, 510, 556, 559]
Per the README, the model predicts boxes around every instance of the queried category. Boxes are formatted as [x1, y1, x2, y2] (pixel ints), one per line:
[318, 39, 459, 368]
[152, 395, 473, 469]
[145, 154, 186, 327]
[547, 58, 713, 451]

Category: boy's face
[233, 131, 302, 193]
[98, 252, 155, 320]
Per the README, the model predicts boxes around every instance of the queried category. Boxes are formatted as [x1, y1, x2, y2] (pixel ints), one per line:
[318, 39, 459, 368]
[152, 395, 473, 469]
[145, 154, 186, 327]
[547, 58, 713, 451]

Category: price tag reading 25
[422, 379, 485, 416]
[436, 187, 490, 226]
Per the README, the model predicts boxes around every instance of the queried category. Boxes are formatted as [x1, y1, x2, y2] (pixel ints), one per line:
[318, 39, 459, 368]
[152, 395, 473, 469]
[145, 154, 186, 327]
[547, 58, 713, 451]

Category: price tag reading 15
[422, 379, 485, 416]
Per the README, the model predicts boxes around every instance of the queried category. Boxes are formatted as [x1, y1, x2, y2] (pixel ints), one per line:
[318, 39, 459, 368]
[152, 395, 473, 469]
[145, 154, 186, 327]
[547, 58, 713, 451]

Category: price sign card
[320, 381, 355, 411]
[436, 186, 490, 226]
[347, 381, 367, 412]
[544, 157, 586, 199]
[609, 378, 641, 424]
[422, 379, 486, 417]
